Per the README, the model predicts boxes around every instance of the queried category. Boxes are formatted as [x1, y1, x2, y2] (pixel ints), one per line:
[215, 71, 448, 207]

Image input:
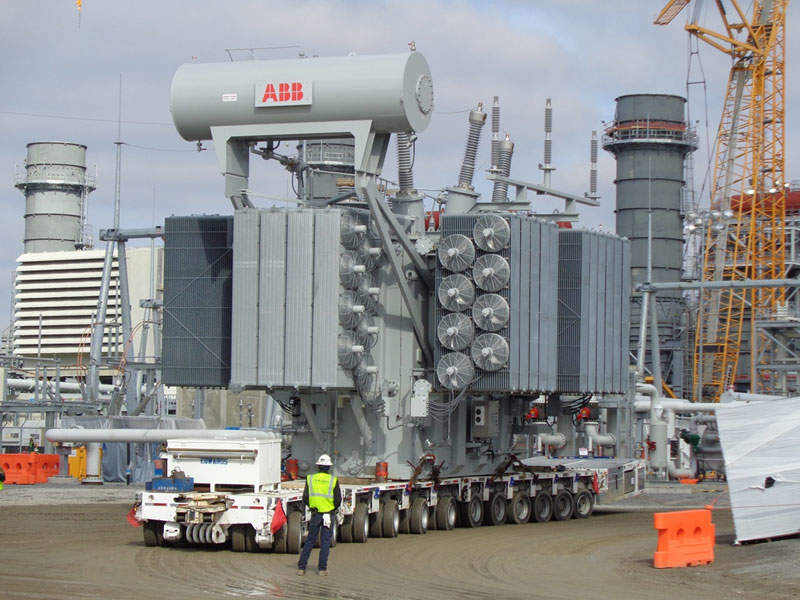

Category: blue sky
[1, 0, 798, 322]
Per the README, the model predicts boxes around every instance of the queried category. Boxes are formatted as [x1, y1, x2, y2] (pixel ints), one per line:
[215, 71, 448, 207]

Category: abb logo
[254, 80, 312, 107]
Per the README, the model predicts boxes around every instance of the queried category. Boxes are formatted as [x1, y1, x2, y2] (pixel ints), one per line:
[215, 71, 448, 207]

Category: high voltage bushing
[491, 96, 500, 169]
[491, 136, 514, 203]
[396, 132, 414, 192]
[457, 104, 486, 189]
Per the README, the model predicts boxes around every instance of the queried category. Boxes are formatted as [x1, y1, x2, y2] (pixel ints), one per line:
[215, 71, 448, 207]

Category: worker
[28, 436, 36, 453]
[297, 454, 341, 576]
[0, 463, 5, 490]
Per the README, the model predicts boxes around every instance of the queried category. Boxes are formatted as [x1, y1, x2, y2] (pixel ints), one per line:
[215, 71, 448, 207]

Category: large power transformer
[161, 51, 631, 479]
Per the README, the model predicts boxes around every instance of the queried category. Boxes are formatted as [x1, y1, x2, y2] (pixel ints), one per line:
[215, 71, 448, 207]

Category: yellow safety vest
[307, 472, 337, 513]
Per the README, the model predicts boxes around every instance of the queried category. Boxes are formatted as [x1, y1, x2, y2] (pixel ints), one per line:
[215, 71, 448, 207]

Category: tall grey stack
[15, 142, 95, 253]
[602, 94, 697, 396]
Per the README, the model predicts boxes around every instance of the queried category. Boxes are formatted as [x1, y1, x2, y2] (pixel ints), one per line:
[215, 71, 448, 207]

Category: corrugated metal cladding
[557, 230, 630, 394]
[230, 208, 340, 389]
[162, 216, 234, 387]
[435, 214, 558, 393]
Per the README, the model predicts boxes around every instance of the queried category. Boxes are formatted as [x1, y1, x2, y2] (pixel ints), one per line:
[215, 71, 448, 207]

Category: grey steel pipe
[584, 423, 616, 447]
[396, 132, 415, 192]
[633, 398, 719, 413]
[6, 378, 115, 394]
[457, 104, 486, 189]
[539, 431, 566, 449]
[491, 96, 500, 168]
[491, 136, 514, 203]
[45, 428, 277, 443]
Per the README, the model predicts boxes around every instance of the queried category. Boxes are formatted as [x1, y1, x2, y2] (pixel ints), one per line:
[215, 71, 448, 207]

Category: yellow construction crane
[654, 1, 788, 402]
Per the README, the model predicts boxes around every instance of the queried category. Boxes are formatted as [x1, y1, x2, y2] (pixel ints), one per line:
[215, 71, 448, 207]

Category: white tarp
[715, 397, 800, 543]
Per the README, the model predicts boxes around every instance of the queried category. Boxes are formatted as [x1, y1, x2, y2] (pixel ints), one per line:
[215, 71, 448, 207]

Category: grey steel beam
[372, 196, 433, 288]
[99, 227, 163, 241]
[637, 278, 800, 292]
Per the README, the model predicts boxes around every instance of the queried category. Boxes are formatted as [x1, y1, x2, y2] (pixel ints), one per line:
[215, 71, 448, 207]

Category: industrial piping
[46, 428, 278, 443]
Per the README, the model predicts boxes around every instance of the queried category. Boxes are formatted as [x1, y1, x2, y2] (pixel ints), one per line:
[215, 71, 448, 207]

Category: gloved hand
[322, 513, 332, 528]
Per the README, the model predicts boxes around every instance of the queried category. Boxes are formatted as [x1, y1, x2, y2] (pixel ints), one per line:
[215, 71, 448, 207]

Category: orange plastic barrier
[32, 454, 60, 483]
[653, 508, 715, 568]
[0, 454, 37, 485]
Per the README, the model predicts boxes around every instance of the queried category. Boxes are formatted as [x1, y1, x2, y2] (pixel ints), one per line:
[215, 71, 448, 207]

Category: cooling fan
[471, 333, 509, 371]
[437, 274, 475, 312]
[338, 291, 366, 329]
[437, 312, 475, 351]
[472, 294, 510, 331]
[436, 352, 475, 390]
[438, 234, 475, 272]
[473, 215, 511, 252]
[339, 251, 366, 289]
[340, 211, 367, 249]
[337, 331, 364, 369]
[473, 254, 510, 292]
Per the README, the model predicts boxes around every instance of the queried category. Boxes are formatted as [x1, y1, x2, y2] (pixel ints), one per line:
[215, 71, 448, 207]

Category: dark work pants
[297, 511, 332, 571]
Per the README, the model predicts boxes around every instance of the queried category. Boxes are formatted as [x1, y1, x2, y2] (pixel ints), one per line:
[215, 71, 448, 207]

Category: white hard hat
[316, 454, 333, 466]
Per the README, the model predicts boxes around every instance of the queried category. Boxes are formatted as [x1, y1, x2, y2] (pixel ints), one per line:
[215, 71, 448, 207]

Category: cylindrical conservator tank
[170, 52, 434, 141]
[603, 94, 697, 396]
[15, 142, 95, 253]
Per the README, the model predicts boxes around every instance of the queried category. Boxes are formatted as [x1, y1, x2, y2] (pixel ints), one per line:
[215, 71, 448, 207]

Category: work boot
[318, 570, 328, 577]
[296, 569, 305, 576]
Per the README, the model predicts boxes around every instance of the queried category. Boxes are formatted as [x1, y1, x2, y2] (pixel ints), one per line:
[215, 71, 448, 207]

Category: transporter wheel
[339, 515, 354, 543]
[244, 525, 259, 552]
[369, 504, 384, 538]
[286, 511, 303, 554]
[409, 497, 429, 534]
[230, 525, 246, 552]
[484, 493, 507, 526]
[573, 491, 594, 519]
[507, 492, 532, 524]
[427, 506, 438, 530]
[460, 496, 483, 528]
[435, 496, 457, 531]
[143, 521, 161, 547]
[272, 523, 288, 553]
[352, 503, 369, 543]
[398, 509, 411, 534]
[553, 490, 574, 521]
[382, 499, 400, 538]
[532, 493, 553, 523]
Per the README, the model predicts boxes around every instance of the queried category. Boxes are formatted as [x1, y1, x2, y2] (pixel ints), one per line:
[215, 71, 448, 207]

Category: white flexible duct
[584, 423, 616, 447]
[633, 399, 718, 413]
[667, 461, 695, 479]
[46, 428, 278, 443]
[539, 431, 567, 448]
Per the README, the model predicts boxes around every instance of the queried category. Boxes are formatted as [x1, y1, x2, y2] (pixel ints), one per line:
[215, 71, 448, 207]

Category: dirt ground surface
[1, 493, 799, 600]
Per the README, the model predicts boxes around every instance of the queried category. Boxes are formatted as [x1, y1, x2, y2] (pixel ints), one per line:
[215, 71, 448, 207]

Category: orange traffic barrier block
[32, 454, 60, 483]
[653, 508, 715, 568]
[0, 453, 37, 485]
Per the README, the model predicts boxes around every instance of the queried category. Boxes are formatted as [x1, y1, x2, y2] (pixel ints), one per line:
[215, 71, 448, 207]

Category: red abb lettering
[291, 82, 304, 101]
[261, 83, 278, 103]
[278, 83, 290, 102]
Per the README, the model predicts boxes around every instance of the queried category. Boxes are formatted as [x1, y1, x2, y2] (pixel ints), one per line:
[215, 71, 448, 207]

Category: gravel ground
[0, 481, 797, 600]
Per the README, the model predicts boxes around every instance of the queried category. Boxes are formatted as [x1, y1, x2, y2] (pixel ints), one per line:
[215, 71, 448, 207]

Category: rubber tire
[272, 523, 288, 553]
[553, 490, 574, 521]
[244, 525, 259, 552]
[143, 521, 160, 547]
[409, 497, 429, 534]
[382, 499, 400, 538]
[484, 493, 506, 526]
[435, 496, 457, 531]
[230, 525, 246, 552]
[460, 496, 483, 528]
[352, 503, 369, 543]
[398, 508, 411, 534]
[369, 504, 384, 538]
[532, 493, 553, 523]
[427, 506, 438, 530]
[286, 511, 303, 554]
[573, 491, 594, 519]
[339, 515, 354, 543]
[507, 492, 532, 524]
